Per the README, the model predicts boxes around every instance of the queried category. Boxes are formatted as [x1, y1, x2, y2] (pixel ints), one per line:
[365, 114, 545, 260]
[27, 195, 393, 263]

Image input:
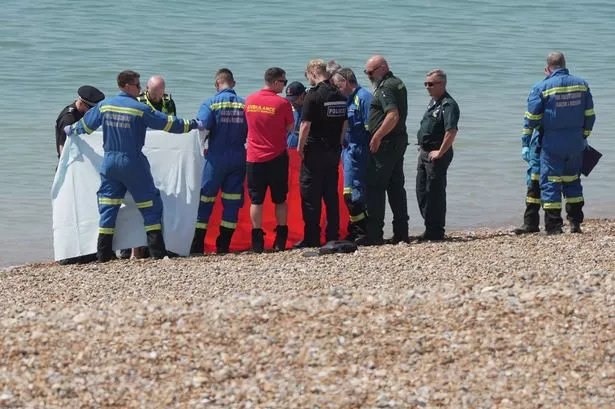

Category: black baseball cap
[78, 85, 105, 107]
[285, 81, 306, 101]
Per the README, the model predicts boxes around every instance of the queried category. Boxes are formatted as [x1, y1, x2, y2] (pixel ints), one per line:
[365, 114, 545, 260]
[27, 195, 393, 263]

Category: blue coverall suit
[68, 91, 198, 259]
[523, 68, 595, 231]
[342, 86, 372, 239]
[192, 88, 247, 253]
[287, 105, 301, 148]
[519, 129, 542, 228]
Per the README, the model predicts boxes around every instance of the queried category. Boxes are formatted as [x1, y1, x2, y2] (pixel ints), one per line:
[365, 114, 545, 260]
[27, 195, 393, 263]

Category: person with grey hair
[326, 60, 342, 78]
[332, 68, 372, 242]
[416, 68, 460, 241]
[522, 51, 595, 234]
[137, 75, 177, 116]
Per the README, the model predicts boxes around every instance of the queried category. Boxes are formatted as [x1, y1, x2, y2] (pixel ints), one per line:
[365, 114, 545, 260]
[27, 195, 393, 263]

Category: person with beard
[362, 55, 409, 246]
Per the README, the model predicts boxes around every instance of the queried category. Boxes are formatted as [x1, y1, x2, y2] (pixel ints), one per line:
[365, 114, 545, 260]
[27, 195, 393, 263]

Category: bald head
[146, 75, 166, 103]
[546, 51, 566, 70]
[365, 55, 390, 85]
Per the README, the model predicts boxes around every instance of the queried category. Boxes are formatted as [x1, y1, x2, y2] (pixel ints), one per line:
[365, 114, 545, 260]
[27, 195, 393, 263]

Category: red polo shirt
[245, 88, 294, 163]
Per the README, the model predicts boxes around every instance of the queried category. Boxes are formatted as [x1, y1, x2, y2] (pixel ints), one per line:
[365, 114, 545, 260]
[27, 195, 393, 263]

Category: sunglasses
[424, 81, 442, 87]
[276, 79, 288, 85]
[363, 64, 382, 76]
[132, 82, 141, 89]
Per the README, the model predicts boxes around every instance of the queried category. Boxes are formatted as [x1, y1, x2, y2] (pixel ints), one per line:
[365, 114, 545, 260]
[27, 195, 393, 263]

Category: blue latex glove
[196, 120, 205, 130]
[63, 125, 72, 136]
[521, 146, 530, 162]
[583, 138, 589, 150]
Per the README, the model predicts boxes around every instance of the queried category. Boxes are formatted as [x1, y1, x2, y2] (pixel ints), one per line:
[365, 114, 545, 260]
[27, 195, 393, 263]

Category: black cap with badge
[78, 85, 105, 107]
[285, 81, 306, 102]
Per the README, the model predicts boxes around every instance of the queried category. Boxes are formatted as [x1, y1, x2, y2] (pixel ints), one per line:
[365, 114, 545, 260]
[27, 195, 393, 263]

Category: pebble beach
[1, 220, 614, 408]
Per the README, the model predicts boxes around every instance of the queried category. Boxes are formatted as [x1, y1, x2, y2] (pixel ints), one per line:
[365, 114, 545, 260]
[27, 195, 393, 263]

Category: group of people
[55, 51, 593, 264]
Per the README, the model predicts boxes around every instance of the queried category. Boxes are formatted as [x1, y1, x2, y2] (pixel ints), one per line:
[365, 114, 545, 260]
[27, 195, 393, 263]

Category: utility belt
[418, 142, 441, 151]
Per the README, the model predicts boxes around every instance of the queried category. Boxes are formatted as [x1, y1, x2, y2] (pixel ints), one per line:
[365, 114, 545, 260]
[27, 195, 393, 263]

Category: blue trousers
[97, 152, 162, 235]
[540, 149, 584, 210]
[196, 151, 246, 230]
[342, 143, 368, 222]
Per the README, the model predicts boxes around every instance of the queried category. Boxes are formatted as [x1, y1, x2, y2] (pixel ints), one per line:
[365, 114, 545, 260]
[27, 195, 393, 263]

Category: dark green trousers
[416, 147, 453, 237]
[366, 135, 409, 242]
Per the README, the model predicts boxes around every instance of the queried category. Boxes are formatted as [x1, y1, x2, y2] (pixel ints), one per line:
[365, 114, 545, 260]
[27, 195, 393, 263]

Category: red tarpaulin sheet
[203, 149, 349, 252]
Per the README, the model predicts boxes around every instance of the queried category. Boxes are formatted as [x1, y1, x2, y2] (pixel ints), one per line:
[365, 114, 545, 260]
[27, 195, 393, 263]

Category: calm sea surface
[1, 0, 614, 266]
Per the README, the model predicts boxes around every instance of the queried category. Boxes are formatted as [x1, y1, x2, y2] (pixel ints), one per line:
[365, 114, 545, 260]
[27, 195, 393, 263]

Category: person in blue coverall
[522, 52, 595, 234]
[285, 81, 306, 148]
[190, 68, 248, 254]
[65, 70, 202, 262]
[514, 129, 542, 234]
[332, 68, 371, 242]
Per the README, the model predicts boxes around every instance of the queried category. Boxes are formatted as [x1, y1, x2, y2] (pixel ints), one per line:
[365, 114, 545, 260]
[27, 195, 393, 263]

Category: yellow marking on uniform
[565, 196, 584, 204]
[221, 192, 241, 200]
[98, 227, 115, 234]
[200, 195, 216, 203]
[163, 116, 173, 132]
[524, 111, 543, 121]
[526, 197, 541, 204]
[98, 197, 123, 205]
[100, 105, 144, 117]
[584, 108, 595, 116]
[136, 200, 153, 208]
[541, 85, 588, 97]
[196, 222, 208, 229]
[220, 220, 237, 229]
[144, 224, 162, 232]
[542, 202, 562, 209]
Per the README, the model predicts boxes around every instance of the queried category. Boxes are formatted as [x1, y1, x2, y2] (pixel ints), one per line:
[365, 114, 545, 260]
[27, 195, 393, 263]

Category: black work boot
[216, 226, 235, 254]
[147, 230, 167, 259]
[514, 224, 540, 235]
[344, 221, 357, 242]
[273, 225, 288, 251]
[97, 234, 117, 263]
[569, 221, 582, 233]
[252, 228, 265, 254]
[119, 249, 132, 259]
[545, 209, 564, 235]
[190, 228, 206, 255]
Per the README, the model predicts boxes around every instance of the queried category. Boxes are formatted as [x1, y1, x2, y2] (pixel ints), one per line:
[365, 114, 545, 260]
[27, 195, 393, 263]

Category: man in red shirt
[245, 67, 295, 253]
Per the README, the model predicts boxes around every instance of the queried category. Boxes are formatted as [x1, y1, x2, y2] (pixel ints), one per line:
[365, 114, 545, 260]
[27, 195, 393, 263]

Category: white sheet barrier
[51, 130, 203, 260]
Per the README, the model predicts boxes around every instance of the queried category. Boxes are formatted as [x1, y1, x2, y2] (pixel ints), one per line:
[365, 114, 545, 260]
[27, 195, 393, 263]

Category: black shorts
[247, 151, 289, 205]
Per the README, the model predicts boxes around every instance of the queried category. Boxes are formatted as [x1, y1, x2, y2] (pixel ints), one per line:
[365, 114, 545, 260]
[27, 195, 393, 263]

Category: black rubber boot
[119, 249, 132, 259]
[569, 221, 582, 233]
[147, 230, 167, 259]
[273, 225, 288, 251]
[514, 224, 540, 235]
[190, 228, 206, 255]
[252, 228, 265, 254]
[545, 209, 564, 235]
[216, 227, 235, 254]
[97, 234, 117, 263]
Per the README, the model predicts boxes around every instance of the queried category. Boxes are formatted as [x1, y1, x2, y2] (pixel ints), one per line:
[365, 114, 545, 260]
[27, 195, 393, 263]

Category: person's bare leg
[250, 204, 263, 228]
[275, 202, 288, 225]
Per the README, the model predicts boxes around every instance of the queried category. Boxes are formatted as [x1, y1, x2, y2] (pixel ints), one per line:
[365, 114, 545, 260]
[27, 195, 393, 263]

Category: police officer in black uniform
[55, 85, 105, 158]
[296, 59, 348, 247]
[363, 55, 410, 246]
[416, 69, 460, 241]
[55, 85, 105, 265]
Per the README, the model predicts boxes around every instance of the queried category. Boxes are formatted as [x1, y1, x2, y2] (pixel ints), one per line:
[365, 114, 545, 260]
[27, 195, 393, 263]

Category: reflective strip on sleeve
[210, 102, 245, 110]
[200, 195, 216, 203]
[526, 197, 541, 204]
[221, 192, 241, 200]
[80, 118, 94, 134]
[584, 108, 595, 116]
[184, 119, 190, 133]
[530, 173, 540, 181]
[220, 220, 237, 229]
[583, 129, 591, 137]
[196, 222, 208, 229]
[522, 128, 533, 135]
[524, 112, 543, 121]
[144, 224, 162, 232]
[136, 200, 153, 208]
[100, 105, 144, 117]
[561, 175, 579, 183]
[343, 187, 352, 195]
[541, 85, 588, 97]
[350, 212, 366, 222]
[547, 176, 563, 183]
[163, 116, 174, 132]
[542, 202, 562, 209]
[98, 197, 123, 205]
[98, 227, 115, 234]
[565, 196, 584, 204]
